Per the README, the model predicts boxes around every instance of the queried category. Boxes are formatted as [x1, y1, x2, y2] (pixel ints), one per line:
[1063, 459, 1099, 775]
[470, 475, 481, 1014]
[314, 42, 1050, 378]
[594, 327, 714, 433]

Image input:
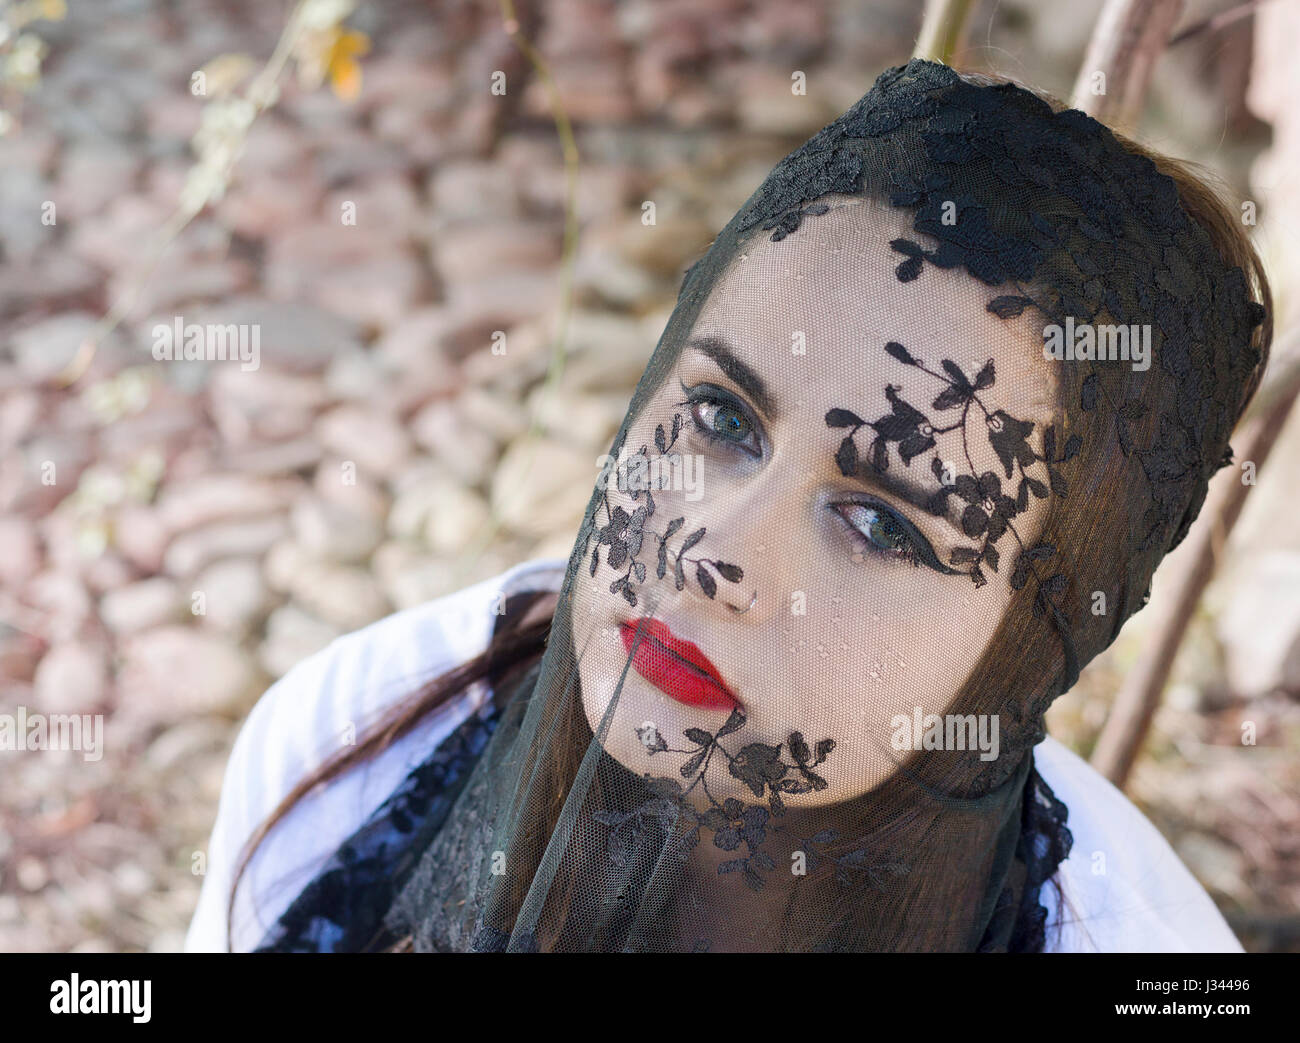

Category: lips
[619, 617, 739, 711]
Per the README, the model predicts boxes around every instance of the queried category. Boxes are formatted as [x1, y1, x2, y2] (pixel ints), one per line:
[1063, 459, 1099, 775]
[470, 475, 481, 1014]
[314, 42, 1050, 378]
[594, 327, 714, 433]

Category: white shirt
[186, 557, 1243, 953]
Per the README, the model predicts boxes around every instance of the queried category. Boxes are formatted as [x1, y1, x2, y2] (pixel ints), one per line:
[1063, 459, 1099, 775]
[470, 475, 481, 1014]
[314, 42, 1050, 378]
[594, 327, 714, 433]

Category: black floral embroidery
[597, 711, 905, 893]
[256, 700, 506, 953]
[732, 56, 1265, 632]
[581, 411, 744, 606]
[763, 201, 830, 242]
[824, 342, 1069, 601]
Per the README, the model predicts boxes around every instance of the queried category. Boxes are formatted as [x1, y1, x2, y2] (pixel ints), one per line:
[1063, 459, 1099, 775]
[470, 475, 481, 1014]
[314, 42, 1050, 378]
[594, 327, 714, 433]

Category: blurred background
[0, 0, 1297, 952]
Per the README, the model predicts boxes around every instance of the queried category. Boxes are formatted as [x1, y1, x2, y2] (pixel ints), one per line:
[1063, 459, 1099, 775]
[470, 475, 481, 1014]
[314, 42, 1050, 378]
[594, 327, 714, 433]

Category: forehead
[690, 196, 1057, 426]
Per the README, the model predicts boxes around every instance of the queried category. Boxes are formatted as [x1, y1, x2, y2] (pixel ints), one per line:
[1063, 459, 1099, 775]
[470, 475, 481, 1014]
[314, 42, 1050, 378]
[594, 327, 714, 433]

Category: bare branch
[1071, 0, 1185, 129]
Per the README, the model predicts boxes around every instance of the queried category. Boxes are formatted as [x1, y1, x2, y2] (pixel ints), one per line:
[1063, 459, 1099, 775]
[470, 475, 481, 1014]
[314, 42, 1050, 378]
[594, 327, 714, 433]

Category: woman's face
[570, 196, 1059, 808]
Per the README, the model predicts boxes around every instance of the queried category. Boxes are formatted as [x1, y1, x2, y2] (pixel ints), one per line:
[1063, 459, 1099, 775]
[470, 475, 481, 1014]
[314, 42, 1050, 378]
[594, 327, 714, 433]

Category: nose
[724, 589, 758, 615]
[672, 477, 784, 627]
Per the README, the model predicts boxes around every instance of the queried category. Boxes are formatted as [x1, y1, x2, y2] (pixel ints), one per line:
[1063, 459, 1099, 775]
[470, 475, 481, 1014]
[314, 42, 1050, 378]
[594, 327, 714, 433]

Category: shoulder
[184, 556, 568, 952]
[1033, 735, 1242, 953]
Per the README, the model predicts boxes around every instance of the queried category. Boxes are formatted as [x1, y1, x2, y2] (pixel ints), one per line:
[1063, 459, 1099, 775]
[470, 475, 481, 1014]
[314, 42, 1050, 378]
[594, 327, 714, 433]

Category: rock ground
[1, 0, 1297, 951]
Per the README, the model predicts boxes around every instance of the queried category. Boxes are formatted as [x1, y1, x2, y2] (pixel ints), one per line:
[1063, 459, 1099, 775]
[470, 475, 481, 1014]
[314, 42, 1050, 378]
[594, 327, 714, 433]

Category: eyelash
[677, 384, 762, 457]
[831, 500, 948, 572]
[673, 383, 956, 575]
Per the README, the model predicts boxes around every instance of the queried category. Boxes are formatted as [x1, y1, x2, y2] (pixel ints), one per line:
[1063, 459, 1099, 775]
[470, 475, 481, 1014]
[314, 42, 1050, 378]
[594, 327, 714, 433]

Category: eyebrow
[685, 335, 777, 419]
[688, 332, 967, 546]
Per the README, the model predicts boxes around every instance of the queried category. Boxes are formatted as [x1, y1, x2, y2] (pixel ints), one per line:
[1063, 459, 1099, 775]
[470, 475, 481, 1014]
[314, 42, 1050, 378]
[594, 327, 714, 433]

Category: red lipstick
[619, 618, 739, 711]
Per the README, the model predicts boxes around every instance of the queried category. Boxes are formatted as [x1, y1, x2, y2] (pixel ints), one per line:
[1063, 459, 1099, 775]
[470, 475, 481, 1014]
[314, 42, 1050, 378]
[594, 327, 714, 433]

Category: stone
[460, 314, 552, 390]
[458, 386, 532, 443]
[163, 516, 289, 577]
[371, 308, 460, 374]
[218, 171, 324, 239]
[96, 404, 204, 460]
[1174, 834, 1247, 902]
[424, 485, 491, 555]
[192, 558, 272, 637]
[155, 474, 299, 533]
[219, 437, 323, 477]
[522, 61, 637, 123]
[525, 386, 628, 447]
[286, 562, 390, 632]
[99, 577, 181, 635]
[372, 541, 458, 610]
[265, 221, 432, 329]
[23, 570, 93, 643]
[310, 251, 432, 330]
[409, 400, 498, 487]
[258, 604, 343, 679]
[56, 143, 143, 221]
[143, 719, 231, 775]
[0, 168, 52, 262]
[0, 516, 40, 587]
[490, 436, 596, 539]
[68, 196, 172, 272]
[18, 431, 94, 514]
[8, 313, 109, 382]
[314, 405, 412, 482]
[0, 254, 102, 317]
[428, 160, 523, 222]
[112, 259, 255, 320]
[735, 73, 837, 136]
[311, 464, 390, 516]
[430, 219, 561, 283]
[208, 368, 330, 436]
[290, 495, 384, 564]
[324, 174, 426, 242]
[0, 389, 42, 450]
[118, 626, 262, 723]
[33, 642, 107, 716]
[440, 270, 559, 351]
[323, 350, 389, 402]
[112, 505, 169, 574]
[0, 631, 43, 684]
[313, 132, 413, 185]
[262, 538, 310, 596]
[82, 551, 138, 597]
[187, 297, 361, 374]
[557, 310, 656, 389]
[573, 245, 658, 307]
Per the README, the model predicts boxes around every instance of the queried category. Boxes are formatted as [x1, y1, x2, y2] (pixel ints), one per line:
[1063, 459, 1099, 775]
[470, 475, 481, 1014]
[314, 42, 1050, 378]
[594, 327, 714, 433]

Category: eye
[680, 385, 761, 457]
[831, 501, 958, 574]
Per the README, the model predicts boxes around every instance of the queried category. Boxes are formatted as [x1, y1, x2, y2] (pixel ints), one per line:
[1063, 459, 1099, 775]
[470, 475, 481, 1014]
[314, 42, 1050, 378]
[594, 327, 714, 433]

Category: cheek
[781, 573, 1015, 725]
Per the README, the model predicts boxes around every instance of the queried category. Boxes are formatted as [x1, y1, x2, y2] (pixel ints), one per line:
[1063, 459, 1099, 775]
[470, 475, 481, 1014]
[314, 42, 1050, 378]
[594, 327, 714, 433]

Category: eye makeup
[829, 499, 962, 575]
[677, 382, 763, 458]
[673, 377, 963, 578]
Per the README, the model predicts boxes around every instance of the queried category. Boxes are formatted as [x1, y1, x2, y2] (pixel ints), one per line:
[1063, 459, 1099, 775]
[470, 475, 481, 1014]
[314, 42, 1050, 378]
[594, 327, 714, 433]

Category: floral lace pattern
[580, 410, 745, 607]
[712, 57, 1262, 947]
[596, 709, 908, 893]
[254, 698, 504, 953]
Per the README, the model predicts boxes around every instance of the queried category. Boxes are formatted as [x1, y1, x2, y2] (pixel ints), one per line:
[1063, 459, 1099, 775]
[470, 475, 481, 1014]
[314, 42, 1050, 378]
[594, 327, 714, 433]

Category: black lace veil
[376, 60, 1267, 952]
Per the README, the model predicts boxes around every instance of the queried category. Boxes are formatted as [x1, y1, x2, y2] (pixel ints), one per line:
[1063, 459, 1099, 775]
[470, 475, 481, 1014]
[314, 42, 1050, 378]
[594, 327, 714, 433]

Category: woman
[187, 60, 1269, 952]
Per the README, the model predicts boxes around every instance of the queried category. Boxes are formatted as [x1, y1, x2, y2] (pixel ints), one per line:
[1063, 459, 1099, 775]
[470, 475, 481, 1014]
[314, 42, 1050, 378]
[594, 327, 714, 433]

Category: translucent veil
[375, 60, 1268, 953]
